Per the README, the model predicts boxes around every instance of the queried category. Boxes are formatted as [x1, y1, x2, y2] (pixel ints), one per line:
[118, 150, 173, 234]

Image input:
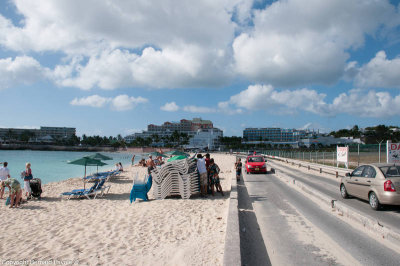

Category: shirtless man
[146, 155, 156, 174]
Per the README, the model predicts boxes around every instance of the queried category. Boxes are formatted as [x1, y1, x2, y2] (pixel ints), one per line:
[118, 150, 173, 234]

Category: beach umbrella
[167, 155, 189, 162]
[165, 150, 189, 157]
[89, 153, 113, 161]
[89, 153, 113, 172]
[67, 156, 107, 178]
[148, 151, 167, 158]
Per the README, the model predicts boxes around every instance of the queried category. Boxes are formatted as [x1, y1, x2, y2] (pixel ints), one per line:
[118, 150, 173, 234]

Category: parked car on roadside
[340, 163, 400, 210]
[245, 155, 267, 174]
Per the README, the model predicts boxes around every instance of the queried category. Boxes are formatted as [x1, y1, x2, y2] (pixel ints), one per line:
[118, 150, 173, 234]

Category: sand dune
[0, 153, 235, 265]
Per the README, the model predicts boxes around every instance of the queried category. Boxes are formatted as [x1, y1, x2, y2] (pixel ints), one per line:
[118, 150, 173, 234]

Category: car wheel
[340, 184, 349, 199]
[369, 192, 381, 210]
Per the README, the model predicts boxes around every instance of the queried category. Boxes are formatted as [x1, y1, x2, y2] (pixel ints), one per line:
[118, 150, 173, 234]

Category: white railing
[263, 154, 351, 177]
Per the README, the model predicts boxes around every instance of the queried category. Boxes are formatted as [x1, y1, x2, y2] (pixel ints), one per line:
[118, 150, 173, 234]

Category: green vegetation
[329, 125, 400, 144]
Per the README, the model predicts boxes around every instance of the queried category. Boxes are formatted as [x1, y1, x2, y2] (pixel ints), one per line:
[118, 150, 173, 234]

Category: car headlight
[248, 165, 254, 168]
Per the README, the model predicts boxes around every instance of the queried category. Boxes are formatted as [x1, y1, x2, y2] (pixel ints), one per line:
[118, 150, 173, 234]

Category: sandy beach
[0, 153, 235, 265]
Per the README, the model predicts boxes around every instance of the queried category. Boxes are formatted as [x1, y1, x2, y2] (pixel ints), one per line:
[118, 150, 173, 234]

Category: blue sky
[0, 0, 400, 137]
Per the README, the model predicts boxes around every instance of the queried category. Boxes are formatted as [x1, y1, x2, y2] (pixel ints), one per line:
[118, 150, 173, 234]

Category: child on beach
[209, 158, 223, 196]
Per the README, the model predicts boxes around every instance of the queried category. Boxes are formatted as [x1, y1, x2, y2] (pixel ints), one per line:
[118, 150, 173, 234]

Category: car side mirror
[345, 173, 351, 177]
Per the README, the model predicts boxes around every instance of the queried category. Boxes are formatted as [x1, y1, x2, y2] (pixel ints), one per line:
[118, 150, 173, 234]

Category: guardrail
[234, 152, 350, 178]
[264, 155, 351, 178]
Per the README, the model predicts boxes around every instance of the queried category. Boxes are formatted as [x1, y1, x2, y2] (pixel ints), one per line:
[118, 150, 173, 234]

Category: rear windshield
[379, 166, 400, 178]
[248, 157, 264, 163]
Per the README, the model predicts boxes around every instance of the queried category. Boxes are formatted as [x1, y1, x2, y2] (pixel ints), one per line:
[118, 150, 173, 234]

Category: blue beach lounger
[61, 178, 110, 199]
[130, 175, 152, 202]
[61, 180, 99, 199]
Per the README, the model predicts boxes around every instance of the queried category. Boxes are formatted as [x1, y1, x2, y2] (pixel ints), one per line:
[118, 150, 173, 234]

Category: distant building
[188, 128, 223, 150]
[243, 128, 315, 143]
[0, 126, 76, 143]
[300, 136, 364, 148]
[125, 118, 222, 148]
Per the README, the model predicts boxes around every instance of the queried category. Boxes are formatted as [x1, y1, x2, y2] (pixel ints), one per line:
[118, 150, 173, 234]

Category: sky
[0, 0, 400, 137]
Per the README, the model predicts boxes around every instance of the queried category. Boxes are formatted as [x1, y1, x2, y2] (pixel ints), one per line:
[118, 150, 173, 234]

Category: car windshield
[379, 166, 400, 178]
[248, 157, 264, 163]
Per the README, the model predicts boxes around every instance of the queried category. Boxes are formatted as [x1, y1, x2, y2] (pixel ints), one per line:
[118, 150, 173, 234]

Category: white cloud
[160, 102, 179, 112]
[70, 95, 110, 108]
[0, 0, 399, 91]
[49, 44, 233, 90]
[70, 94, 147, 111]
[228, 84, 330, 114]
[111, 95, 148, 111]
[0, 1, 244, 89]
[0, 56, 44, 89]
[217, 101, 243, 115]
[233, 0, 399, 87]
[224, 84, 400, 118]
[331, 89, 400, 117]
[353, 51, 400, 89]
[2, 0, 240, 53]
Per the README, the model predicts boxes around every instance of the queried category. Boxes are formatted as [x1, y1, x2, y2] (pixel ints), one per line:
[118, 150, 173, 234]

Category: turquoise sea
[0, 150, 142, 184]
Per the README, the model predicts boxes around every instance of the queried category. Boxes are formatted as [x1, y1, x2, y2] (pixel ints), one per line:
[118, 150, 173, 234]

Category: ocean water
[0, 150, 142, 184]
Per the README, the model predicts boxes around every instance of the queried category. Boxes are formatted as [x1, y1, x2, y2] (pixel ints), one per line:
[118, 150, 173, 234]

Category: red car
[245, 155, 267, 174]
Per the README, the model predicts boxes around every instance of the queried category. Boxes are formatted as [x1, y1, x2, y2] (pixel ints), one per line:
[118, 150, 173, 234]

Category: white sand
[0, 153, 235, 265]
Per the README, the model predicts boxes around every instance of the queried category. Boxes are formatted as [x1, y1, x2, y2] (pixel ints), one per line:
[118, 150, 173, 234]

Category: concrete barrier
[274, 170, 400, 250]
[264, 155, 351, 177]
[223, 173, 241, 266]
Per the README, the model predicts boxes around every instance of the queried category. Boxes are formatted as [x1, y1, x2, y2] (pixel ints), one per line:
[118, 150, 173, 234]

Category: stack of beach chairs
[152, 157, 199, 199]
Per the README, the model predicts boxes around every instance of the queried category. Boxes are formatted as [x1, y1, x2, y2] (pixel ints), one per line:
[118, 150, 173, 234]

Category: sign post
[387, 140, 400, 164]
[337, 146, 349, 168]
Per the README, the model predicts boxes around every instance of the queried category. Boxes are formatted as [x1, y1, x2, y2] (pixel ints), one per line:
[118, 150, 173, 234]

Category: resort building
[125, 118, 222, 149]
[0, 126, 76, 143]
[300, 136, 364, 148]
[242, 127, 363, 148]
[243, 128, 314, 142]
[187, 128, 223, 150]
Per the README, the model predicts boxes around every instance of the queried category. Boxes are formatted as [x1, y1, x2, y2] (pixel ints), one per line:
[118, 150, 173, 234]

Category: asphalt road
[239, 170, 400, 266]
[268, 160, 400, 232]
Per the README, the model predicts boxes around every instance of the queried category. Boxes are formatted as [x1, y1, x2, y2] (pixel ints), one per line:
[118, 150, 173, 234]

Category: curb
[275, 170, 400, 250]
[223, 172, 241, 266]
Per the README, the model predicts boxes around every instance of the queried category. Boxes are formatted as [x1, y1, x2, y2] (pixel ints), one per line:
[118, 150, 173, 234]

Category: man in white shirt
[197, 154, 208, 197]
[0, 162, 10, 199]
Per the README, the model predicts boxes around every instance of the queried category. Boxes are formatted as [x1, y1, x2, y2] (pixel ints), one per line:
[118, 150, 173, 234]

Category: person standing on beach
[209, 158, 223, 196]
[24, 162, 33, 199]
[205, 153, 211, 194]
[146, 155, 156, 174]
[196, 154, 208, 197]
[131, 154, 135, 166]
[0, 162, 10, 199]
[235, 158, 242, 181]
